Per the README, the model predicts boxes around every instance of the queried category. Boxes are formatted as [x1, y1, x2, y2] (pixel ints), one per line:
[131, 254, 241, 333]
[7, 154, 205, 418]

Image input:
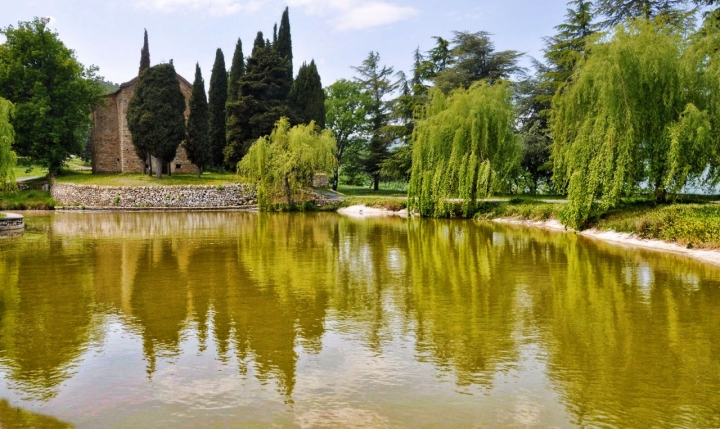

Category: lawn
[13, 164, 48, 180]
[55, 170, 249, 187]
[0, 189, 56, 210]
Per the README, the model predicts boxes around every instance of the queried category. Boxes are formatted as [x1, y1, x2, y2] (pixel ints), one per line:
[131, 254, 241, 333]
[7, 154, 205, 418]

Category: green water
[1, 212, 719, 428]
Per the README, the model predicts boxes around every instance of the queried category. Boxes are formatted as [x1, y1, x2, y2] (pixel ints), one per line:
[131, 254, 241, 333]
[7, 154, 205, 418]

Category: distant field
[13, 165, 48, 180]
[55, 170, 249, 187]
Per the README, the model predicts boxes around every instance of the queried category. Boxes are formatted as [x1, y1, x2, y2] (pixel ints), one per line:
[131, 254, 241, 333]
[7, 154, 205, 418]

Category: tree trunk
[373, 174, 380, 191]
[197, 166, 202, 178]
[332, 167, 339, 191]
[155, 157, 163, 179]
[168, 162, 172, 177]
[149, 155, 153, 177]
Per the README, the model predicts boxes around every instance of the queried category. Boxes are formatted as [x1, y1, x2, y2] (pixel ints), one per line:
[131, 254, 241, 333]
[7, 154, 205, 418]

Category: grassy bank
[0, 190, 56, 210]
[55, 171, 248, 187]
[470, 197, 720, 249]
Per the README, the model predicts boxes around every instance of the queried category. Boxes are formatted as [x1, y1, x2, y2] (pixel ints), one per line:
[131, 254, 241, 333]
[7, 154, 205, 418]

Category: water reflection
[0, 212, 719, 427]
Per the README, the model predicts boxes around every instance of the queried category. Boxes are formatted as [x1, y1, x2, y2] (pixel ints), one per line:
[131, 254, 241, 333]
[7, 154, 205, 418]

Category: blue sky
[1, 0, 571, 88]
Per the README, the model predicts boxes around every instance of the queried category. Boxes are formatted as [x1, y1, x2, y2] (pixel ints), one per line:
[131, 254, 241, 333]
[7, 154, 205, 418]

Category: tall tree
[0, 97, 16, 191]
[227, 38, 245, 104]
[325, 79, 372, 190]
[127, 63, 186, 179]
[184, 63, 211, 178]
[276, 7, 293, 87]
[208, 48, 228, 171]
[289, 60, 325, 127]
[225, 31, 293, 166]
[0, 18, 103, 175]
[139, 29, 150, 74]
[434, 31, 524, 92]
[552, 19, 716, 228]
[353, 52, 398, 191]
[594, 0, 692, 28]
[409, 83, 521, 217]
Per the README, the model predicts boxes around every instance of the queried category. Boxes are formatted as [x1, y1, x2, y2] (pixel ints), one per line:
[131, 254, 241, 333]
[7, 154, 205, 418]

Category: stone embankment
[52, 182, 258, 209]
[0, 213, 24, 232]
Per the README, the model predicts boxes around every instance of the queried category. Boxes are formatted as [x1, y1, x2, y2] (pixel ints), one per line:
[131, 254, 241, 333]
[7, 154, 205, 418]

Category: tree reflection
[1, 212, 719, 429]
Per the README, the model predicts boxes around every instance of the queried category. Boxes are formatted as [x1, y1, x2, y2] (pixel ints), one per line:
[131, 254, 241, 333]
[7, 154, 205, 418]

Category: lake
[1, 212, 719, 428]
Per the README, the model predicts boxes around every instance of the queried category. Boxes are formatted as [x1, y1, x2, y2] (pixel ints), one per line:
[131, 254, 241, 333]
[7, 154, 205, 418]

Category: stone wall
[93, 74, 199, 175]
[51, 182, 257, 209]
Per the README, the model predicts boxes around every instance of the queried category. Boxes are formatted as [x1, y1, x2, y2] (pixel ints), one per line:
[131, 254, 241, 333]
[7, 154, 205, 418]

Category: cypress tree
[139, 29, 150, 74]
[185, 63, 211, 178]
[209, 48, 228, 170]
[277, 7, 293, 86]
[225, 32, 292, 166]
[227, 38, 245, 103]
[289, 60, 325, 127]
[127, 63, 185, 179]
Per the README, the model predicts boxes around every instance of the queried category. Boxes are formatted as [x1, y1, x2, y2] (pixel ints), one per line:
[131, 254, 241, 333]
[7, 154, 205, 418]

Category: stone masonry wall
[52, 182, 257, 209]
[93, 75, 199, 175]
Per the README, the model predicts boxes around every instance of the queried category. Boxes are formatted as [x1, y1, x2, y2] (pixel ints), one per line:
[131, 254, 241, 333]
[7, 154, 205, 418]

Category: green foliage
[227, 38, 245, 104]
[184, 64, 211, 177]
[352, 52, 398, 190]
[408, 83, 521, 217]
[0, 17, 103, 175]
[519, 120, 552, 194]
[208, 48, 228, 170]
[324, 79, 371, 190]
[0, 189, 55, 210]
[225, 31, 292, 166]
[0, 97, 17, 191]
[276, 7, 293, 88]
[596, 203, 720, 248]
[551, 19, 716, 228]
[594, 0, 692, 28]
[126, 63, 186, 179]
[473, 200, 563, 222]
[433, 31, 524, 92]
[238, 117, 336, 208]
[139, 29, 150, 74]
[289, 61, 325, 127]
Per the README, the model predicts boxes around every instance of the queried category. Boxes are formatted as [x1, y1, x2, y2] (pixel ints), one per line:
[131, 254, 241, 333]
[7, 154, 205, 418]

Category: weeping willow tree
[239, 117, 336, 209]
[551, 19, 717, 229]
[408, 83, 521, 217]
[0, 97, 16, 192]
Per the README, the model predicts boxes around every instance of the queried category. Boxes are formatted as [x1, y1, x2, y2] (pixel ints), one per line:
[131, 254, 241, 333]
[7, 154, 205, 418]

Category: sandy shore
[337, 205, 409, 219]
[492, 217, 720, 266]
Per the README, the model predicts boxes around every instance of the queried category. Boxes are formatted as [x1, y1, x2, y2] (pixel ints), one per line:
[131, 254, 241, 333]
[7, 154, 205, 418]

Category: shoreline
[491, 217, 720, 267]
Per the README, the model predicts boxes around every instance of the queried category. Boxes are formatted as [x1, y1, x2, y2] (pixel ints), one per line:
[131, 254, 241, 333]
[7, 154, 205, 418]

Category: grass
[473, 198, 564, 222]
[0, 189, 56, 210]
[594, 202, 720, 249]
[13, 164, 49, 180]
[55, 170, 248, 187]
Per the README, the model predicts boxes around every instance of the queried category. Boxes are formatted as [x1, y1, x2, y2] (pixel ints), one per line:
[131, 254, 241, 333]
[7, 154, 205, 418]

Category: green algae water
[1, 212, 719, 428]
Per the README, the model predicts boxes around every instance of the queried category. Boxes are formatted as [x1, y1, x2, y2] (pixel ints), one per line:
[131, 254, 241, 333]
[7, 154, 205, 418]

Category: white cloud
[288, 0, 418, 30]
[134, 0, 418, 30]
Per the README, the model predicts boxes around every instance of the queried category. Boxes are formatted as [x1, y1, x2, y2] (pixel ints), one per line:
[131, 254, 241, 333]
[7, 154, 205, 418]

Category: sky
[0, 0, 572, 89]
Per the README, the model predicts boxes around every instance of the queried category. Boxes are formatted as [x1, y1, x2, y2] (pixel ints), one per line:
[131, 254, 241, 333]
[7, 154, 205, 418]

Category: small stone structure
[0, 213, 24, 232]
[92, 74, 197, 175]
[52, 182, 257, 209]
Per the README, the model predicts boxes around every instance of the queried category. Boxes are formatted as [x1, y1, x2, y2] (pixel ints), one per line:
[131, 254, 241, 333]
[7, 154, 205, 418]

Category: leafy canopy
[324, 79, 372, 189]
[126, 63, 186, 178]
[0, 17, 103, 175]
[239, 117, 336, 208]
[409, 83, 521, 217]
[208, 48, 228, 170]
[551, 19, 717, 228]
[0, 97, 16, 191]
[184, 63, 211, 176]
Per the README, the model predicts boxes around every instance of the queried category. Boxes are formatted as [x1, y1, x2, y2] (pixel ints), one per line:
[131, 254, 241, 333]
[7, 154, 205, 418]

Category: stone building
[91, 74, 198, 175]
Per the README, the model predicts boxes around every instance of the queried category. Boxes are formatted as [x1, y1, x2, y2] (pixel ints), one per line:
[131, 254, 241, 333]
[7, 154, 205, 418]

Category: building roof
[105, 73, 192, 97]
